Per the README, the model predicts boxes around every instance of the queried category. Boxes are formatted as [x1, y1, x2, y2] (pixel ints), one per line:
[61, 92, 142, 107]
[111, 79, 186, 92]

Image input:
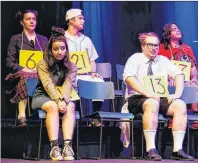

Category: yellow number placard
[56, 86, 80, 101]
[144, 76, 169, 97]
[69, 51, 91, 74]
[172, 60, 191, 81]
[19, 50, 43, 69]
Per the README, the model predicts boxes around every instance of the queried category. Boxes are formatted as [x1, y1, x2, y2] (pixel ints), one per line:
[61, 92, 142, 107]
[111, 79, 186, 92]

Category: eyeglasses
[144, 43, 159, 49]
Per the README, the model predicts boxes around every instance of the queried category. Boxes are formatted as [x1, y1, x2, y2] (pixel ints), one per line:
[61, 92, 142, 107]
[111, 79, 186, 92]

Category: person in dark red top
[159, 22, 197, 113]
[159, 22, 198, 137]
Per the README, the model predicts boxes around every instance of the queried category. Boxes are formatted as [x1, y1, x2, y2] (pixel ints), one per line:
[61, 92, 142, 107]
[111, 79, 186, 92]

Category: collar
[142, 53, 159, 64]
[65, 31, 85, 43]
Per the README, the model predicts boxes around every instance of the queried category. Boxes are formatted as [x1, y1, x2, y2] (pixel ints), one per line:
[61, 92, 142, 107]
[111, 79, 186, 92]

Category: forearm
[90, 61, 96, 72]
[190, 66, 198, 81]
[61, 81, 72, 103]
[125, 76, 149, 96]
[174, 74, 185, 98]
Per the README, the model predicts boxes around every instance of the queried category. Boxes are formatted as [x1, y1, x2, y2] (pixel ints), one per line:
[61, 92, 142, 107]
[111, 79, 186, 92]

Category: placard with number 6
[19, 50, 43, 70]
[172, 60, 191, 81]
[69, 51, 91, 74]
[144, 76, 169, 97]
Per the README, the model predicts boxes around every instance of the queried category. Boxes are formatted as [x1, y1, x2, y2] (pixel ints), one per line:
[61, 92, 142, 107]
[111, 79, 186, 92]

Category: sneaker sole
[63, 156, 74, 161]
[50, 156, 63, 161]
[145, 156, 162, 161]
[171, 156, 194, 161]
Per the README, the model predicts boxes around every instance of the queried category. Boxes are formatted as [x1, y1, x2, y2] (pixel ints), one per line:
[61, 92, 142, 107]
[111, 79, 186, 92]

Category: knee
[44, 101, 59, 113]
[173, 99, 187, 115]
[67, 102, 75, 114]
[143, 98, 159, 113]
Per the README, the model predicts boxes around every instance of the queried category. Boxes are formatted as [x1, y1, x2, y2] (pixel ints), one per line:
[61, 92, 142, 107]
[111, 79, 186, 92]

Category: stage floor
[2, 158, 198, 163]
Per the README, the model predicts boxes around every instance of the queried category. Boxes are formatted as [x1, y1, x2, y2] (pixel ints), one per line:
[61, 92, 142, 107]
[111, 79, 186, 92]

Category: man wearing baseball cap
[64, 8, 104, 159]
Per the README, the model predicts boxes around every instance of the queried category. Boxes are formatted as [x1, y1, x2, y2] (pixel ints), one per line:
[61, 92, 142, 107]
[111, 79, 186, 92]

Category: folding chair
[77, 80, 135, 159]
[96, 63, 112, 81]
[23, 78, 80, 160]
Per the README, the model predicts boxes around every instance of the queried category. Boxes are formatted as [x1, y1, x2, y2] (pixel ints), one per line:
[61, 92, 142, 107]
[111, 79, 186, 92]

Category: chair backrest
[116, 64, 124, 81]
[168, 86, 198, 104]
[26, 78, 38, 97]
[77, 80, 115, 100]
[116, 64, 124, 90]
[96, 63, 112, 79]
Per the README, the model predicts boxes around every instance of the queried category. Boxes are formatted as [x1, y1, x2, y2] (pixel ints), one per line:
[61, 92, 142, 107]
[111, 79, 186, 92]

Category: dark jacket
[6, 32, 48, 73]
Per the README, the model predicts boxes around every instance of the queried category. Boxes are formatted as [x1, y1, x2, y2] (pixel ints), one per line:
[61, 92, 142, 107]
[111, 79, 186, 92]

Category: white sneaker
[62, 142, 74, 161]
[50, 146, 63, 161]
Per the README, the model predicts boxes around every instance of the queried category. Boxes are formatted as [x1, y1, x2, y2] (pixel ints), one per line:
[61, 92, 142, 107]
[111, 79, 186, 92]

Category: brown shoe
[17, 117, 27, 127]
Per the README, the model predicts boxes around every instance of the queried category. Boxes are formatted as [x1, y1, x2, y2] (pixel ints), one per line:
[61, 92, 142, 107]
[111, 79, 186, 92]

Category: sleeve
[37, 60, 60, 103]
[87, 37, 99, 62]
[61, 62, 78, 103]
[162, 56, 184, 79]
[123, 55, 138, 82]
[6, 36, 23, 72]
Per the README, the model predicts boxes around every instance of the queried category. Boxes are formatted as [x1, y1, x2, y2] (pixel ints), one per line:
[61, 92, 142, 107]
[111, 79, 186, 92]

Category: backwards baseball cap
[65, 9, 82, 21]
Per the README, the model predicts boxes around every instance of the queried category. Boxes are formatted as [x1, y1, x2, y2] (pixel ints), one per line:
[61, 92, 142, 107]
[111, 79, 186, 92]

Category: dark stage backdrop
[1, 1, 153, 118]
[1, 1, 72, 118]
[2, 2, 197, 119]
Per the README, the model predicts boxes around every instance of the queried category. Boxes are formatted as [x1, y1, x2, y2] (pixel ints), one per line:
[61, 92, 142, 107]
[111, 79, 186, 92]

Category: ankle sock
[50, 140, 59, 149]
[64, 139, 72, 146]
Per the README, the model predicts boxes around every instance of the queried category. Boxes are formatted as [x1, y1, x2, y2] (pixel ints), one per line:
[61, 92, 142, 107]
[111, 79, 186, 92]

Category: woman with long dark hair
[159, 22, 198, 112]
[32, 27, 77, 161]
[5, 9, 48, 127]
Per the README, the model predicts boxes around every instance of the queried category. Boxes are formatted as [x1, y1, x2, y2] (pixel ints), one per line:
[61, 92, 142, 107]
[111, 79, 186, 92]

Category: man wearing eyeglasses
[122, 32, 193, 161]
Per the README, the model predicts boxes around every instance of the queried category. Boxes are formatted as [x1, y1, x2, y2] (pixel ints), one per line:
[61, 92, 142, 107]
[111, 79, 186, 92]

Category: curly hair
[161, 22, 183, 49]
[44, 26, 70, 86]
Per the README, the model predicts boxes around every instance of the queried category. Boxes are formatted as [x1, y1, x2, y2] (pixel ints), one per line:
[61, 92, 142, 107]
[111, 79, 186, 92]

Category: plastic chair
[23, 78, 80, 160]
[77, 80, 135, 159]
[96, 63, 112, 80]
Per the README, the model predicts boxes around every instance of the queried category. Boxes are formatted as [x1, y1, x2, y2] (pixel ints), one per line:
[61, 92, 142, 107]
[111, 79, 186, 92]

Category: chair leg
[187, 120, 189, 154]
[141, 127, 144, 158]
[37, 119, 43, 160]
[15, 109, 18, 126]
[99, 119, 103, 160]
[23, 125, 30, 159]
[76, 120, 80, 160]
[131, 120, 134, 159]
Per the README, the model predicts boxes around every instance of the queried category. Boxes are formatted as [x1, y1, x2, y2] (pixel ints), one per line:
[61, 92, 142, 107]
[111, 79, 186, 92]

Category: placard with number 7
[144, 76, 169, 97]
[172, 60, 191, 81]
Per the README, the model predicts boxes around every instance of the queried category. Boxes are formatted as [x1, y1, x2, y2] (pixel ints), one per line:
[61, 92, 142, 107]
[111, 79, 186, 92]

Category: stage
[2, 158, 198, 163]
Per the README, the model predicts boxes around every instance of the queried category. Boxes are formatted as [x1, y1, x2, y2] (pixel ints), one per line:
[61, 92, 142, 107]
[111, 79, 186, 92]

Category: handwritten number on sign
[26, 53, 36, 69]
[144, 76, 168, 97]
[71, 54, 86, 70]
[80, 54, 86, 68]
[178, 64, 187, 71]
[150, 78, 166, 95]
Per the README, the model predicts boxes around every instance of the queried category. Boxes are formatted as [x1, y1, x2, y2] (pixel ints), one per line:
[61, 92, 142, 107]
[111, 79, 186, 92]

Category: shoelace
[52, 147, 62, 156]
[63, 145, 74, 156]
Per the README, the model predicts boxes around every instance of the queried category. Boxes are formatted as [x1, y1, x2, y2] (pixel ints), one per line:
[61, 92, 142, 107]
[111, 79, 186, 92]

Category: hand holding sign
[144, 76, 169, 97]
[172, 60, 191, 81]
[19, 50, 43, 70]
[69, 51, 91, 74]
